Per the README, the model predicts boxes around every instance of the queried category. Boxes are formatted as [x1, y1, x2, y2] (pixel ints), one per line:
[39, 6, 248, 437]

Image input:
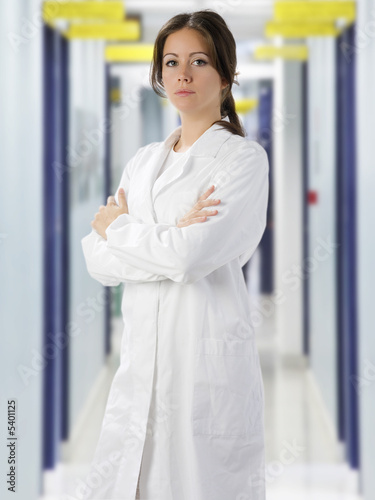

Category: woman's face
[161, 28, 228, 118]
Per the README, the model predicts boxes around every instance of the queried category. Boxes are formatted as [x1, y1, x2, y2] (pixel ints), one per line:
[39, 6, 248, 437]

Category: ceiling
[125, 0, 274, 42]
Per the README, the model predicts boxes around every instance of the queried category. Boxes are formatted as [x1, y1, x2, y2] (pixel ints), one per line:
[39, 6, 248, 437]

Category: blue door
[42, 24, 69, 469]
[335, 23, 359, 469]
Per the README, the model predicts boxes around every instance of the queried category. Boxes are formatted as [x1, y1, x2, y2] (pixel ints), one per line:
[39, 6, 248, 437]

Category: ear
[221, 78, 229, 90]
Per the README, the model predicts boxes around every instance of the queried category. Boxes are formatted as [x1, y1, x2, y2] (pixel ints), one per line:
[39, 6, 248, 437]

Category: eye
[193, 59, 207, 66]
[165, 59, 207, 67]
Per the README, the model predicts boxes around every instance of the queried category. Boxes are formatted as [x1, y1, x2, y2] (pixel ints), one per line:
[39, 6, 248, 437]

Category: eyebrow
[163, 51, 209, 59]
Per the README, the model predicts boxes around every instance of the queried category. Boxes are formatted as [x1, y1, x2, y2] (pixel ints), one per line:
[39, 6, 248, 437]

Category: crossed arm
[81, 142, 269, 286]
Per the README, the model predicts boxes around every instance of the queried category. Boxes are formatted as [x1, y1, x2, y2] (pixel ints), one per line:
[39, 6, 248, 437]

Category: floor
[251, 299, 362, 500]
[40, 290, 363, 500]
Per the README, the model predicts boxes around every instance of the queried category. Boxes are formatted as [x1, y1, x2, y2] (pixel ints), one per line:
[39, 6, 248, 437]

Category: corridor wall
[306, 36, 338, 437]
[356, 1, 375, 498]
[67, 38, 109, 452]
[0, 1, 44, 499]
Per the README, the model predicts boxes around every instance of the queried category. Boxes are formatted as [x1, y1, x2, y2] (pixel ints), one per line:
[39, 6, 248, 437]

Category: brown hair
[149, 9, 246, 138]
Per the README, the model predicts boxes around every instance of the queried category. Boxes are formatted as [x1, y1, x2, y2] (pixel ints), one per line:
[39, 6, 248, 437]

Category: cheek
[200, 71, 222, 90]
[162, 67, 173, 81]
[162, 72, 174, 92]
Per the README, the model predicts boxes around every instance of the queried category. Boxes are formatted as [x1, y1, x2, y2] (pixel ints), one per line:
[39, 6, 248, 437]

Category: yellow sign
[105, 44, 154, 62]
[42, 1, 125, 23]
[266, 21, 340, 37]
[64, 21, 140, 40]
[235, 99, 258, 115]
[255, 45, 308, 60]
[274, 1, 355, 23]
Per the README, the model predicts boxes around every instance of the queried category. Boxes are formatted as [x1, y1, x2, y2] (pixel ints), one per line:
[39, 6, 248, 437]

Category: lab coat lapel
[135, 119, 232, 223]
[151, 120, 233, 204]
[148, 124, 184, 204]
[137, 145, 172, 223]
[151, 151, 191, 202]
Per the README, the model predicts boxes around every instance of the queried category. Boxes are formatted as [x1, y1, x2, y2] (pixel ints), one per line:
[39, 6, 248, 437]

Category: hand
[176, 185, 221, 228]
[91, 188, 128, 240]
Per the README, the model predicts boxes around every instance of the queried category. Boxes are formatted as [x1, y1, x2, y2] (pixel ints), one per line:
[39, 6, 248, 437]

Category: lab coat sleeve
[81, 228, 172, 286]
[104, 140, 269, 285]
[81, 144, 170, 286]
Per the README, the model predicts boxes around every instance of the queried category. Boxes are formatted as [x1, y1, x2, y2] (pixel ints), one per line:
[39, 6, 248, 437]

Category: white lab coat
[80, 119, 269, 500]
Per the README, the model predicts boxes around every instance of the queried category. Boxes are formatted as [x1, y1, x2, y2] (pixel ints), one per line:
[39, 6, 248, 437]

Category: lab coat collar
[162, 116, 233, 157]
[139, 117, 233, 224]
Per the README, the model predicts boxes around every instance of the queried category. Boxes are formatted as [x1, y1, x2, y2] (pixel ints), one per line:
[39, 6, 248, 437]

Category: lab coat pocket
[191, 338, 263, 439]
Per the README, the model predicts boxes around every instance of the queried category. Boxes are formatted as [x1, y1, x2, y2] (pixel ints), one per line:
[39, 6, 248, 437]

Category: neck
[175, 113, 222, 151]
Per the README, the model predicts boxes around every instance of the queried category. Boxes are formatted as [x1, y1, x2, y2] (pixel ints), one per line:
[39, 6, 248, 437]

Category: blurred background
[0, 1, 374, 499]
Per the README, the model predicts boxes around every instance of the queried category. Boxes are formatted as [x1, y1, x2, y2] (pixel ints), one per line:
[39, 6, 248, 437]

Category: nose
[177, 63, 192, 82]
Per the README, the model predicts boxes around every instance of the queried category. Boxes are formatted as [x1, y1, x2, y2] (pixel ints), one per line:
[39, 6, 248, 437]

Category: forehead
[163, 28, 209, 54]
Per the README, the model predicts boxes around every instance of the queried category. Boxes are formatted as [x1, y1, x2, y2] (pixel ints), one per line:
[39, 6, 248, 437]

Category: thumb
[118, 188, 128, 209]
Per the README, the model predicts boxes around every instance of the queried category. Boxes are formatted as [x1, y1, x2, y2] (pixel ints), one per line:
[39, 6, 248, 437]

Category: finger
[107, 195, 116, 205]
[198, 185, 215, 201]
[177, 216, 201, 228]
[182, 207, 218, 224]
[198, 209, 218, 216]
[202, 185, 215, 198]
[186, 209, 217, 220]
[117, 188, 128, 209]
[196, 198, 221, 209]
[189, 216, 207, 224]
[179, 216, 207, 227]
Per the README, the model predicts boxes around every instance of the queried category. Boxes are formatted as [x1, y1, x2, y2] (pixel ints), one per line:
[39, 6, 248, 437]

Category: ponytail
[212, 87, 245, 137]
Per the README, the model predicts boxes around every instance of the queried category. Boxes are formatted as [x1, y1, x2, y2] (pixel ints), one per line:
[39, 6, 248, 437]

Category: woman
[80, 9, 269, 500]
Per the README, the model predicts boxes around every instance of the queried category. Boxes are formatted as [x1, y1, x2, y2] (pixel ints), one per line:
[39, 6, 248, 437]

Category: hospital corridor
[1, 1, 375, 500]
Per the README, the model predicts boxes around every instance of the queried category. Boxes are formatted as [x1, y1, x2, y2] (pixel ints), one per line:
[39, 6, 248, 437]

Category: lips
[175, 90, 195, 95]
